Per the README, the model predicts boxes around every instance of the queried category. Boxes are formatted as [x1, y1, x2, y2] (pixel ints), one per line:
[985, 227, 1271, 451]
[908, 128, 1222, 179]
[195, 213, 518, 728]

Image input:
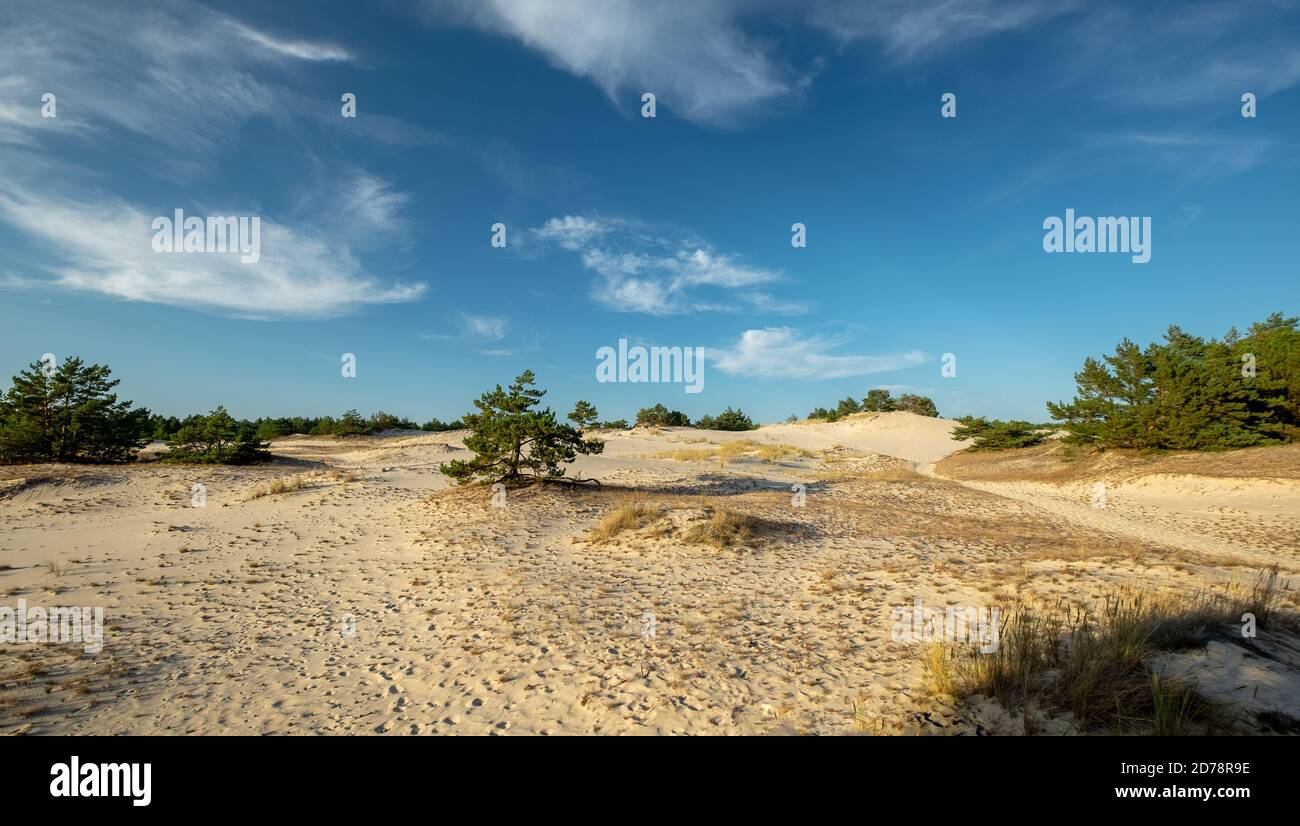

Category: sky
[1, 0, 1297, 425]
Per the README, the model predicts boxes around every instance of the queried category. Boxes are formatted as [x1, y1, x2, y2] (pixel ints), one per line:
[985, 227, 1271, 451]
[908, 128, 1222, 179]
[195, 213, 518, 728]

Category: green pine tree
[440, 370, 604, 485]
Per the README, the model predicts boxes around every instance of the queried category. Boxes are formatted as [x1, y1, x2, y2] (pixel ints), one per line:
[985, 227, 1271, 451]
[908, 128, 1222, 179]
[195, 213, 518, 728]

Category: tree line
[7, 313, 1295, 466]
[807, 388, 939, 421]
[632, 403, 757, 430]
[955, 312, 1299, 451]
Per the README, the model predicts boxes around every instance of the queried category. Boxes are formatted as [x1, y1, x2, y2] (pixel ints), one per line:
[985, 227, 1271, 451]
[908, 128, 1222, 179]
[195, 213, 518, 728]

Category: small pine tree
[862, 389, 897, 412]
[336, 409, 369, 437]
[896, 393, 939, 417]
[567, 400, 599, 431]
[635, 404, 690, 427]
[440, 370, 603, 485]
[951, 416, 1047, 450]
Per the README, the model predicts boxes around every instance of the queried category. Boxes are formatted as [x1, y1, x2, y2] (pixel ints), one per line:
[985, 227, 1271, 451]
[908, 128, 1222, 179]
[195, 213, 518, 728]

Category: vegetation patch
[924, 567, 1292, 734]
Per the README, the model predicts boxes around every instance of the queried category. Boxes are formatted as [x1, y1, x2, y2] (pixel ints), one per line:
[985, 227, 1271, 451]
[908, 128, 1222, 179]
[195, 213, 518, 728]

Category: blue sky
[1, 0, 1297, 424]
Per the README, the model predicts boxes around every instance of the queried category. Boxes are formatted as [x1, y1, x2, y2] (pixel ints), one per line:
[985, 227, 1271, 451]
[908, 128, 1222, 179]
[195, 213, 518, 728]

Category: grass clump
[651, 440, 812, 466]
[682, 505, 760, 549]
[248, 468, 359, 500]
[925, 567, 1289, 734]
[589, 499, 661, 543]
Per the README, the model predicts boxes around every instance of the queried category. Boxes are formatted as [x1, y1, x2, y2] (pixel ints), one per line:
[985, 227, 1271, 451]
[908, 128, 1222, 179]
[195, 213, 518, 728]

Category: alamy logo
[50, 757, 151, 807]
[595, 338, 704, 394]
[1043, 209, 1150, 263]
[1, 599, 103, 653]
[151, 209, 261, 264]
[891, 599, 1000, 654]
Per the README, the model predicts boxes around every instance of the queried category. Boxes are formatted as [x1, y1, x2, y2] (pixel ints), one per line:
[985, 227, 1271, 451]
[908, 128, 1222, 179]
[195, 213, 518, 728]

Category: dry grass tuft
[925, 566, 1289, 734]
[589, 499, 662, 543]
[248, 468, 359, 500]
[682, 504, 765, 549]
[650, 440, 813, 466]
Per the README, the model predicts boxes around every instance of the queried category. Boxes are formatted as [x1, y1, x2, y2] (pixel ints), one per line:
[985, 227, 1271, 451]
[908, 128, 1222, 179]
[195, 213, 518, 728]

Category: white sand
[2, 413, 1296, 735]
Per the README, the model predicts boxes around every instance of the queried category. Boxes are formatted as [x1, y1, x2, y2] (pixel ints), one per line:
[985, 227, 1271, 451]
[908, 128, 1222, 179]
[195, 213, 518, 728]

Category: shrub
[163, 407, 270, 465]
[951, 416, 1049, 450]
[695, 407, 757, 431]
[895, 393, 939, 417]
[420, 417, 465, 432]
[635, 403, 690, 427]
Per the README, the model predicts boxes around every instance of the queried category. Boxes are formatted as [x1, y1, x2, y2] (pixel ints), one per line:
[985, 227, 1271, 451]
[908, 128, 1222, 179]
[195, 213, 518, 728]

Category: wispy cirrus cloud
[529, 215, 804, 316]
[810, 0, 1075, 62]
[337, 172, 413, 238]
[712, 328, 928, 380]
[0, 182, 425, 319]
[426, 0, 808, 127]
[228, 21, 352, 62]
[1067, 1, 1300, 108]
[0, 0, 355, 158]
[421, 313, 509, 342]
[425, 0, 1067, 126]
[425, 0, 1300, 129]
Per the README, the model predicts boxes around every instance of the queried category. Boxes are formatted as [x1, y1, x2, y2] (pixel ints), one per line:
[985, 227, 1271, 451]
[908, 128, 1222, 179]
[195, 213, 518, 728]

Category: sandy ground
[2, 412, 1298, 735]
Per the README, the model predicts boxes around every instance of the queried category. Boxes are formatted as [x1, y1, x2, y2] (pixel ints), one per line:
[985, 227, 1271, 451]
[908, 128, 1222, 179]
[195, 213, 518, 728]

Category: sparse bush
[929, 569, 1290, 734]
[951, 416, 1049, 450]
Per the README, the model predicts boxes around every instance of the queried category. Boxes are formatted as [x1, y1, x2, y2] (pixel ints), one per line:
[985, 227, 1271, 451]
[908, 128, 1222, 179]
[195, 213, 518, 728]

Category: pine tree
[862, 389, 897, 412]
[567, 400, 599, 431]
[336, 409, 369, 436]
[896, 393, 939, 417]
[440, 370, 603, 485]
[1048, 315, 1299, 450]
[0, 357, 148, 464]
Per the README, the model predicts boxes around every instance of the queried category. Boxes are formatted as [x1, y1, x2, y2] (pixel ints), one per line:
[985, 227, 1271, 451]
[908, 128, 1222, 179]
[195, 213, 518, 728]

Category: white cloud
[428, 0, 1300, 127]
[228, 22, 352, 62]
[811, 0, 1074, 62]
[532, 215, 611, 251]
[712, 328, 928, 380]
[0, 0, 354, 157]
[428, 0, 806, 127]
[1105, 131, 1276, 177]
[338, 173, 412, 237]
[427, 0, 1069, 125]
[0, 183, 425, 319]
[530, 214, 801, 315]
[460, 314, 508, 341]
[420, 313, 510, 342]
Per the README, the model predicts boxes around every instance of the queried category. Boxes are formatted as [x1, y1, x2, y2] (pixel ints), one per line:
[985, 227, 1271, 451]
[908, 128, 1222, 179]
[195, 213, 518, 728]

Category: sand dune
[1, 414, 1296, 735]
